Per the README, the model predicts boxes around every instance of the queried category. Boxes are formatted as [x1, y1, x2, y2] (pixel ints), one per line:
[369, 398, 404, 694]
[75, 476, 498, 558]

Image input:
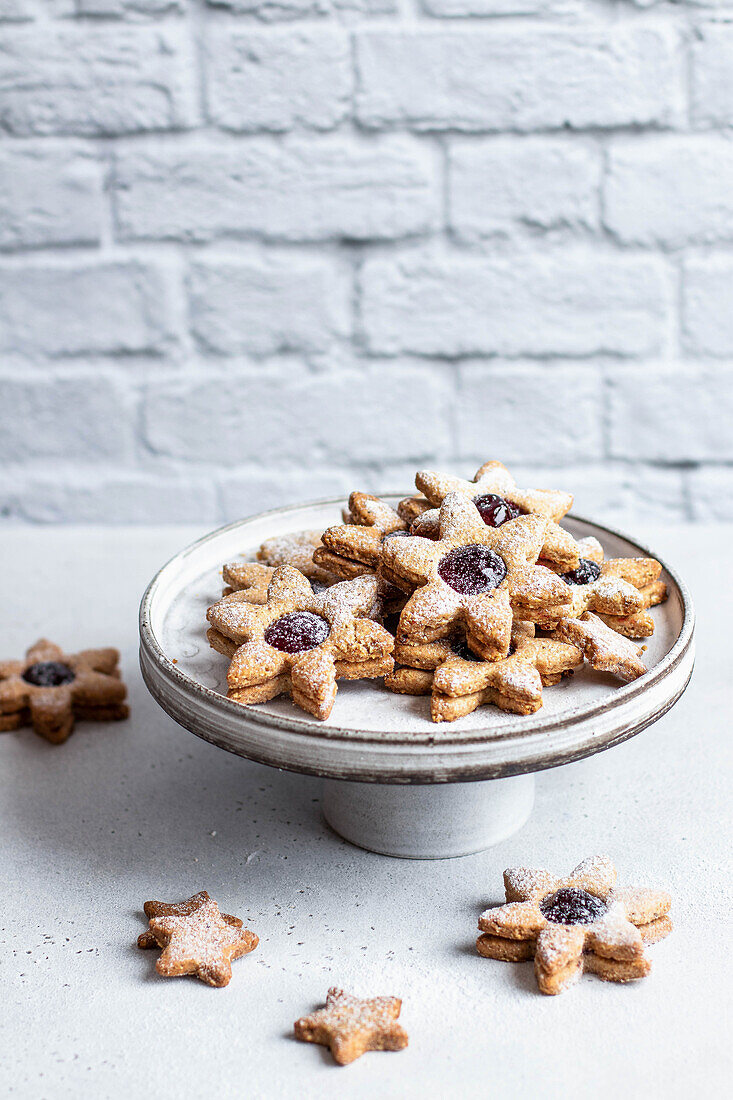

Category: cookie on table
[380, 493, 571, 661]
[138, 890, 258, 987]
[294, 987, 408, 1065]
[0, 639, 128, 744]
[477, 855, 672, 994]
[207, 567, 394, 720]
[410, 461, 580, 569]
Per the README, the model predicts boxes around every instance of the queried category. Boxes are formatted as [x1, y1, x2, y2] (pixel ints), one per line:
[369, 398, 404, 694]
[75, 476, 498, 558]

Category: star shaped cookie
[207, 566, 393, 719]
[381, 494, 571, 660]
[530, 545, 663, 627]
[137, 890, 244, 949]
[477, 855, 672, 994]
[294, 987, 408, 1065]
[431, 622, 583, 721]
[409, 460, 579, 568]
[139, 891, 258, 987]
[0, 638, 128, 743]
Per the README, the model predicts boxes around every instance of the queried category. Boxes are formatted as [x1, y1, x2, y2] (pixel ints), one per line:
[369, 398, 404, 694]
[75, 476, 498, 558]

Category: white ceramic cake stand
[139, 497, 695, 859]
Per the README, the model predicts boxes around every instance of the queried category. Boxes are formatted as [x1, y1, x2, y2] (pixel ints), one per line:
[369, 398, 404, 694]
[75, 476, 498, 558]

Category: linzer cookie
[294, 987, 408, 1065]
[0, 639, 128, 744]
[431, 623, 582, 721]
[138, 890, 258, 987]
[386, 622, 581, 720]
[409, 461, 580, 568]
[531, 552, 663, 627]
[477, 855, 672, 994]
[313, 492, 410, 580]
[381, 494, 571, 660]
[207, 567, 393, 720]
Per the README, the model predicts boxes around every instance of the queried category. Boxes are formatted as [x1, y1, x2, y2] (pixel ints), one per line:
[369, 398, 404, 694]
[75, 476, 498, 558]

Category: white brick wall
[0, 1, 730, 525]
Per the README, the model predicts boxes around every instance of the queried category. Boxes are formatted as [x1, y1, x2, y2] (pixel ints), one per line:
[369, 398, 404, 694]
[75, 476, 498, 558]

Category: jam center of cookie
[562, 559, 601, 586]
[540, 887, 606, 925]
[381, 530, 410, 542]
[474, 494, 524, 528]
[22, 661, 76, 687]
[450, 638, 482, 662]
[438, 545, 507, 595]
[264, 612, 330, 654]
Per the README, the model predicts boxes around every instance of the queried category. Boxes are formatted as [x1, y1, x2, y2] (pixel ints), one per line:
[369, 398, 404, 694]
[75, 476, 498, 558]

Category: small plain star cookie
[139, 891, 258, 987]
[294, 987, 408, 1065]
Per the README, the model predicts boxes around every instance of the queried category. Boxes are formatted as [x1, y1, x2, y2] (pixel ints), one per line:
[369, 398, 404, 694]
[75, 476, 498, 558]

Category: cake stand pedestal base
[321, 773, 535, 859]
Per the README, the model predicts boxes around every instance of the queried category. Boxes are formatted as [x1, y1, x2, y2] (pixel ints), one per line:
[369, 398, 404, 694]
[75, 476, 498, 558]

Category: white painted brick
[604, 136, 733, 248]
[449, 138, 599, 240]
[688, 467, 733, 522]
[220, 467, 355, 520]
[0, 261, 176, 356]
[682, 257, 733, 357]
[0, 0, 33, 19]
[206, 27, 351, 133]
[0, 470, 219, 524]
[422, 0, 576, 14]
[0, 143, 103, 251]
[0, 372, 133, 463]
[360, 252, 667, 357]
[420, 0, 572, 12]
[113, 136, 439, 242]
[189, 256, 348, 355]
[456, 363, 603, 464]
[0, 25, 197, 136]
[356, 27, 682, 131]
[207, 0, 395, 15]
[76, 1, 183, 12]
[609, 365, 733, 462]
[512, 463, 688, 524]
[691, 24, 733, 128]
[144, 363, 450, 465]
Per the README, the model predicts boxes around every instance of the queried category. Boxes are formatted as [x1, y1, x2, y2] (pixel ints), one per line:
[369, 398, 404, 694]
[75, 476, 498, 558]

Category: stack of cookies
[205, 461, 667, 723]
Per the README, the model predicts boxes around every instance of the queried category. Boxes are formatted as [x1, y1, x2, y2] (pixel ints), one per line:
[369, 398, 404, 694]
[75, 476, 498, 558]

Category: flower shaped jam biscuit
[477, 855, 672, 994]
[381, 494, 571, 660]
[531, 543, 664, 630]
[0, 638, 128, 744]
[431, 623, 583, 721]
[207, 566, 394, 720]
[386, 622, 581, 720]
[411, 460, 579, 569]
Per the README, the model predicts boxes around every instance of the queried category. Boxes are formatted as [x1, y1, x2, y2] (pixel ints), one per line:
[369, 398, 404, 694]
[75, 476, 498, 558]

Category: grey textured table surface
[2, 524, 731, 1099]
